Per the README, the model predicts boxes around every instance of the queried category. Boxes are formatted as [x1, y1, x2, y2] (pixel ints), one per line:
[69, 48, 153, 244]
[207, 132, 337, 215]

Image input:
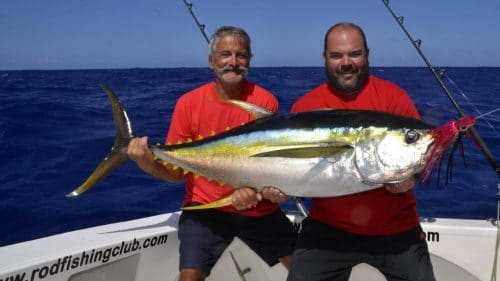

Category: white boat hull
[0, 212, 498, 281]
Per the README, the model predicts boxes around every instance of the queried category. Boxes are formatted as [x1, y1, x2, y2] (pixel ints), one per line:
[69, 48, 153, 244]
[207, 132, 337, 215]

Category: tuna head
[354, 128, 434, 184]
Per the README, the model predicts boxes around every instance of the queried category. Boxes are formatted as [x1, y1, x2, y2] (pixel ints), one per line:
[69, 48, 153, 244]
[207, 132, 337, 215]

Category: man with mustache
[287, 22, 436, 281]
[127, 26, 296, 281]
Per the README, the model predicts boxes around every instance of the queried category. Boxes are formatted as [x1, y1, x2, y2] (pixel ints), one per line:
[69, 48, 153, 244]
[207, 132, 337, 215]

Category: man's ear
[208, 58, 214, 70]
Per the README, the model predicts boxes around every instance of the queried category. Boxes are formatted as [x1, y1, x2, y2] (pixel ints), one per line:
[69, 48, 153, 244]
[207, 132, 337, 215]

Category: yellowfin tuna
[69, 86, 475, 210]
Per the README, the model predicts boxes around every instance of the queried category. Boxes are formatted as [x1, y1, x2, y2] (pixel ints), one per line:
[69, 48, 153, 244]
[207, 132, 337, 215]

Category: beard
[214, 65, 248, 85]
[326, 63, 369, 95]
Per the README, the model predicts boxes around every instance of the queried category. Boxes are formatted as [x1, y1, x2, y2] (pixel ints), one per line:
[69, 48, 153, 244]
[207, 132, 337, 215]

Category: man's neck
[327, 83, 360, 101]
[214, 80, 245, 100]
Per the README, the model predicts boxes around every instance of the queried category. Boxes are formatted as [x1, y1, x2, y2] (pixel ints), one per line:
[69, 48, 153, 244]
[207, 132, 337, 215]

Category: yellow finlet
[177, 140, 182, 145]
[187, 138, 193, 143]
[181, 195, 233, 210]
[210, 131, 216, 136]
[197, 135, 204, 140]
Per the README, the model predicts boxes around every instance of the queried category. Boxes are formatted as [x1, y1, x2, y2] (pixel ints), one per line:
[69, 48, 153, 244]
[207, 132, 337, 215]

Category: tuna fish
[68, 85, 475, 209]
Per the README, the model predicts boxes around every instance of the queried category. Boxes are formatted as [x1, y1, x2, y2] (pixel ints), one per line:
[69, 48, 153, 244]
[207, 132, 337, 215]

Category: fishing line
[381, 0, 499, 176]
[477, 107, 500, 121]
[444, 74, 497, 132]
[381, 3, 500, 275]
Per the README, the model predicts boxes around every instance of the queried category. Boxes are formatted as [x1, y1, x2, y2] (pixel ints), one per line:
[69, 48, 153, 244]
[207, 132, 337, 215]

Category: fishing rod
[180, 0, 309, 216]
[381, 3, 500, 279]
[381, 0, 500, 177]
[181, 0, 210, 44]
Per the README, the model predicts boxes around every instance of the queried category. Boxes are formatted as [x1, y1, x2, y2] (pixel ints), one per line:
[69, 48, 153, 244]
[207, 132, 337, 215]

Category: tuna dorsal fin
[181, 195, 233, 210]
[251, 144, 352, 158]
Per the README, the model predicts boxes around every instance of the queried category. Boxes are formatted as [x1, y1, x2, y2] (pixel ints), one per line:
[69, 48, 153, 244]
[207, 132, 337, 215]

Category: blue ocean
[0, 67, 499, 246]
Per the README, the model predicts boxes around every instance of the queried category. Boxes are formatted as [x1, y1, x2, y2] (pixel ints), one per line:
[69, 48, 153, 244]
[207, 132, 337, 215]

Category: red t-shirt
[167, 80, 279, 217]
[291, 75, 421, 235]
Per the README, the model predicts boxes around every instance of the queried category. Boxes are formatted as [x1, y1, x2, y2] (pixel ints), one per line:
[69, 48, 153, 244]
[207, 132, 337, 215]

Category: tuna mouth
[422, 137, 435, 156]
[402, 134, 434, 168]
[420, 116, 476, 182]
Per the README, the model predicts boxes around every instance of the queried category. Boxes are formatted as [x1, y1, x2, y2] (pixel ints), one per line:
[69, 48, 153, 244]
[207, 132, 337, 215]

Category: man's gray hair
[208, 26, 252, 60]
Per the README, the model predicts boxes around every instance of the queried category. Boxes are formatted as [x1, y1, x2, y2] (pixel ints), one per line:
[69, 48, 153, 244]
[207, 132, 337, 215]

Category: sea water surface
[0, 67, 499, 246]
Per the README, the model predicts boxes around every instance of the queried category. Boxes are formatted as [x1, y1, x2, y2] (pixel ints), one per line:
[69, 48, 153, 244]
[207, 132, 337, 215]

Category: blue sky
[1, 0, 499, 70]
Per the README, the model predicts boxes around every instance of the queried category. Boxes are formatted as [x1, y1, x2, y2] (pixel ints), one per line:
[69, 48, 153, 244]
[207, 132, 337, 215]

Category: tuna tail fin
[181, 195, 233, 210]
[67, 85, 134, 197]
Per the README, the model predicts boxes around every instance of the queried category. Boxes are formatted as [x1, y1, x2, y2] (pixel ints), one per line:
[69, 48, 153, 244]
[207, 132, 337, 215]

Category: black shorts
[178, 208, 297, 274]
[294, 217, 425, 254]
[287, 218, 435, 281]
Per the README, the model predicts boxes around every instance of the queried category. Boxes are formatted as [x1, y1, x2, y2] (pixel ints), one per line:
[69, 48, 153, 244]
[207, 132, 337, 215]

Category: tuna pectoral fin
[67, 148, 129, 197]
[252, 145, 352, 158]
[219, 99, 274, 119]
[181, 196, 233, 210]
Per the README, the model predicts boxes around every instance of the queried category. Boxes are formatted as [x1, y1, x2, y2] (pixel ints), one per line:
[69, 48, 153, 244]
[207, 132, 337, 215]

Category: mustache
[339, 65, 357, 74]
[215, 65, 248, 76]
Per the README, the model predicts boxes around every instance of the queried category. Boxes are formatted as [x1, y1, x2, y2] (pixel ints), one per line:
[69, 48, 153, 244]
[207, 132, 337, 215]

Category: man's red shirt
[291, 75, 421, 235]
[167, 80, 279, 217]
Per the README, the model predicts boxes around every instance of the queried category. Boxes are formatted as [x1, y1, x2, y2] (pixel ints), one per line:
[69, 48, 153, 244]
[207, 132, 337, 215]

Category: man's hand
[231, 187, 262, 210]
[127, 136, 184, 182]
[127, 136, 155, 173]
[384, 176, 416, 193]
[231, 186, 289, 210]
[261, 187, 288, 203]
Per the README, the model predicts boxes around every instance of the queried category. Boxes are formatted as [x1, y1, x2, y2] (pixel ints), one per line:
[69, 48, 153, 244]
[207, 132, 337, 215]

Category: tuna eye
[405, 130, 420, 144]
